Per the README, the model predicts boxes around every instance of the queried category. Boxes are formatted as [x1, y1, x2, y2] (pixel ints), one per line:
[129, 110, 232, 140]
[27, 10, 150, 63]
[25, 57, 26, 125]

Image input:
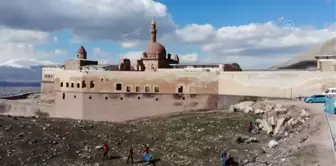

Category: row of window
[62, 93, 186, 100]
[60, 81, 94, 89]
[60, 81, 163, 93]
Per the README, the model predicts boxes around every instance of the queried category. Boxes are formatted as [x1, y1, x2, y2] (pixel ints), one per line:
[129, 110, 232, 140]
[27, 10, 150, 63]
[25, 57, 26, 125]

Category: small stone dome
[77, 45, 87, 59]
[146, 42, 166, 59]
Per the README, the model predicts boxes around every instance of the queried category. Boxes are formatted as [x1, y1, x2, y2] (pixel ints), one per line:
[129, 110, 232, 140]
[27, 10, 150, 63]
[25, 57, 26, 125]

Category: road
[326, 112, 336, 154]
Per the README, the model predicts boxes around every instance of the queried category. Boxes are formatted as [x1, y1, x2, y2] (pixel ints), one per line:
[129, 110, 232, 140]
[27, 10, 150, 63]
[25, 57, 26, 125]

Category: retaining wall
[0, 92, 39, 100]
[0, 99, 54, 117]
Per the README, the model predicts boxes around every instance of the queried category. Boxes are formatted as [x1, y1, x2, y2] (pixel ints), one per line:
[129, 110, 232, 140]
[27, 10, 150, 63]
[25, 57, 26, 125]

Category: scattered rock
[299, 136, 308, 143]
[268, 140, 278, 148]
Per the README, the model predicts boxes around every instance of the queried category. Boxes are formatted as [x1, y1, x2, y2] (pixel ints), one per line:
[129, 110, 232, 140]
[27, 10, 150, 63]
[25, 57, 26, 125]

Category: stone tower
[142, 18, 168, 71]
[77, 45, 87, 59]
[150, 18, 157, 43]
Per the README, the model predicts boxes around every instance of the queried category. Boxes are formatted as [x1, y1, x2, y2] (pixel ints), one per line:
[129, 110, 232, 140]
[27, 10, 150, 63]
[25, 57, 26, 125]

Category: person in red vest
[143, 144, 149, 154]
[126, 146, 134, 164]
[248, 122, 253, 133]
[102, 143, 109, 161]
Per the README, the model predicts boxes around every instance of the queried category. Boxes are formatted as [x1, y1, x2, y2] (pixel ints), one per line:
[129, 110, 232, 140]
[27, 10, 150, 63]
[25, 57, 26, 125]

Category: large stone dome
[146, 42, 167, 59]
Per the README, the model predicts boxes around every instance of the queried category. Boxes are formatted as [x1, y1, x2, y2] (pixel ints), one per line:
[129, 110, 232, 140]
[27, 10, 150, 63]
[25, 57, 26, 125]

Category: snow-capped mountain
[0, 59, 57, 69]
[0, 59, 58, 83]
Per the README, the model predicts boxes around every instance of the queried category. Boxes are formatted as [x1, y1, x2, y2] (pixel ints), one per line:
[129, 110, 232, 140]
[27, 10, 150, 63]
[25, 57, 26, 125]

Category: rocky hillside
[271, 37, 336, 70]
[229, 100, 333, 166]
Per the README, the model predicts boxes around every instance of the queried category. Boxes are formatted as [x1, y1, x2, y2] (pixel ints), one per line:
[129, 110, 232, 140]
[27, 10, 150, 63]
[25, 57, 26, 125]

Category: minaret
[150, 18, 157, 43]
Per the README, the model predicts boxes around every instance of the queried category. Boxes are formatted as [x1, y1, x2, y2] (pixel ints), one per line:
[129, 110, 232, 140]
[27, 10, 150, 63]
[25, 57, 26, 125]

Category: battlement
[41, 65, 65, 70]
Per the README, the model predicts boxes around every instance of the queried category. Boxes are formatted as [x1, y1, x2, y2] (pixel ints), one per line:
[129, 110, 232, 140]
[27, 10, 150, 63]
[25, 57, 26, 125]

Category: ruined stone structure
[37, 19, 336, 122]
[315, 55, 336, 72]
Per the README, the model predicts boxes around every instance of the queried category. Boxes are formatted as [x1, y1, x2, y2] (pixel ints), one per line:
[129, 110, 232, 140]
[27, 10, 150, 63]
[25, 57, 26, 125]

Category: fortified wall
[53, 70, 219, 122]
[48, 69, 336, 122]
[219, 71, 336, 98]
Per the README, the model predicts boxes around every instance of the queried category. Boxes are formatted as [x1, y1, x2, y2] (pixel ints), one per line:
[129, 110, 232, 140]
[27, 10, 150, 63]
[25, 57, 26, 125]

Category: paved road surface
[326, 113, 336, 152]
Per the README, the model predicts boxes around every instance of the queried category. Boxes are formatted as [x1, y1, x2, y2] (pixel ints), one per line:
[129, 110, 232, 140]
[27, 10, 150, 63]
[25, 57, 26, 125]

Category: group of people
[102, 143, 152, 164]
[100, 122, 254, 165]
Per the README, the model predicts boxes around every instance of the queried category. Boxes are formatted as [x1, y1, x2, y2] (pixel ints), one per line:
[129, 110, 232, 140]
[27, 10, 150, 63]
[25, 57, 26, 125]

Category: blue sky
[0, 0, 335, 68]
[163, 0, 335, 27]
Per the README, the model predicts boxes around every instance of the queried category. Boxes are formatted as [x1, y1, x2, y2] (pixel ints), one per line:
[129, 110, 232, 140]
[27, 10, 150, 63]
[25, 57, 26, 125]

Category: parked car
[304, 95, 328, 103]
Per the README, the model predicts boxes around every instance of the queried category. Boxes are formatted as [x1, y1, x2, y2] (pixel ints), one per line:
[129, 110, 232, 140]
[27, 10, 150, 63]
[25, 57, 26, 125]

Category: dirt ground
[0, 100, 334, 166]
[0, 111, 271, 166]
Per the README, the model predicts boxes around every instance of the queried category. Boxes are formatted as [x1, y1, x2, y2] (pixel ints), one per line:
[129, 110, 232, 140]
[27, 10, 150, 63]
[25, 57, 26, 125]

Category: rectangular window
[145, 86, 150, 93]
[77, 83, 80, 88]
[126, 86, 131, 92]
[135, 86, 141, 92]
[62, 93, 65, 99]
[116, 83, 122, 91]
[66, 82, 69, 88]
[71, 83, 74, 88]
[154, 86, 159, 93]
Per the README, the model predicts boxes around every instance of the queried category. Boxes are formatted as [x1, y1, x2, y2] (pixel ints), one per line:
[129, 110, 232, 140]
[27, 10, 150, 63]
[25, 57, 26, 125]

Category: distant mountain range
[271, 37, 336, 69]
[0, 59, 57, 83]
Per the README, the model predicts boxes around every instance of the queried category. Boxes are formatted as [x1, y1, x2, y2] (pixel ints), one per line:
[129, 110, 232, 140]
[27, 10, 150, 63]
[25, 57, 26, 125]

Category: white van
[323, 88, 336, 96]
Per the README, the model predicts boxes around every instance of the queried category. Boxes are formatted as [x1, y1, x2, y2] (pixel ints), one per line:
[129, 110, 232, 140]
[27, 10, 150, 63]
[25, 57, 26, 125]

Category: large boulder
[256, 119, 273, 135]
[300, 109, 310, 119]
[230, 101, 255, 113]
[268, 140, 278, 148]
[273, 117, 286, 136]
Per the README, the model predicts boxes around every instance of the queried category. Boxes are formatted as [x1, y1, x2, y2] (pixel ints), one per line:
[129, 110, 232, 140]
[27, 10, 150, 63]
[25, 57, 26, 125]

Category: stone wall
[0, 99, 54, 117]
[50, 70, 336, 99]
[54, 92, 218, 122]
[40, 82, 55, 103]
[0, 92, 38, 100]
[218, 71, 336, 98]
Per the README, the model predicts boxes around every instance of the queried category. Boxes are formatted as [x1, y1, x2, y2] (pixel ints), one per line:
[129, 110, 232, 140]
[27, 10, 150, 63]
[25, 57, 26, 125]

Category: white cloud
[0, 0, 175, 42]
[0, 28, 49, 44]
[0, 27, 56, 63]
[120, 51, 143, 62]
[175, 24, 215, 44]
[54, 49, 68, 56]
[176, 20, 335, 68]
[179, 53, 199, 63]
[53, 36, 58, 43]
[121, 41, 138, 48]
[92, 47, 113, 57]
